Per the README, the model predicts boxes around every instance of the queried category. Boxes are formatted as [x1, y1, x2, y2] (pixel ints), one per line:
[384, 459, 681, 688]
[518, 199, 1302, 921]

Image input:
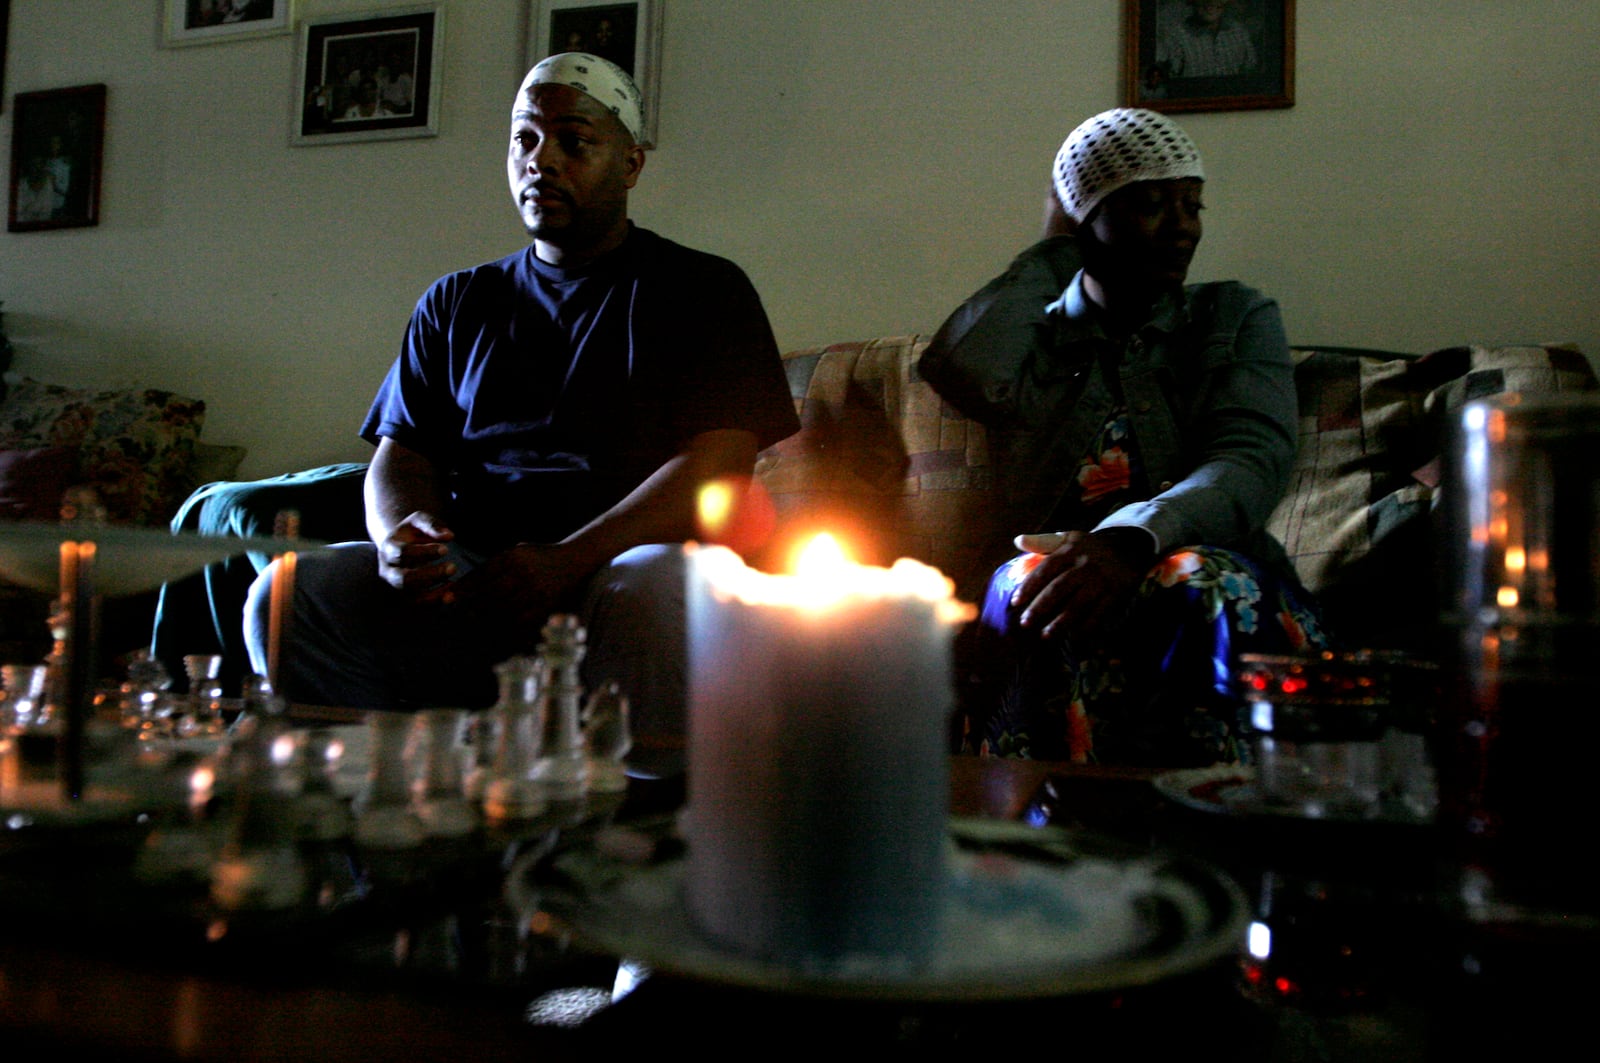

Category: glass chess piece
[582, 681, 632, 794]
[482, 654, 548, 823]
[180, 654, 227, 738]
[209, 677, 310, 910]
[42, 587, 71, 724]
[134, 789, 222, 886]
[133, 741, 226, 887]
[531, 614, 590, 801]
[460, 708, 493, 805]
[2, 662, 53, 731]
[229, 673, 284, 731]
[352, 710, 426, 850]
[411, 708, 478, 837]
[294, 727, 354, 842]
[116, 648, 173, 736]
[1, 663, 56, 805]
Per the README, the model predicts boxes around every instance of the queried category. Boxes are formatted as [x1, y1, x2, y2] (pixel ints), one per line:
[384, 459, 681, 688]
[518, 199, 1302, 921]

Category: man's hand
[363, 427, 757, 652]
[376, 511, 457, 602]
[451, 543, 588, 652]
[1010, 529, 1150, 644]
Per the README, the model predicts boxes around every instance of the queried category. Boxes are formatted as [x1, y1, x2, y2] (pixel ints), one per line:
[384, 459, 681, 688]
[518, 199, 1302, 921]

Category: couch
[759, 336, 1596, 655]
[0, 376, 246, 665]
[146, 336, 1598, 692]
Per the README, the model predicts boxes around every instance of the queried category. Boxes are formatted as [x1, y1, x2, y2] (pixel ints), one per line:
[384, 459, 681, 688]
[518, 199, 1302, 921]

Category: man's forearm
[554, 428, 759, 574]
[365, 437, 449, 544]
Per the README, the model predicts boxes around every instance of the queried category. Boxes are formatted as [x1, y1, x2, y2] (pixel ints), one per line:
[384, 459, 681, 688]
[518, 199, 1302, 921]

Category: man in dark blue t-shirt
[245, 53, 797, 775]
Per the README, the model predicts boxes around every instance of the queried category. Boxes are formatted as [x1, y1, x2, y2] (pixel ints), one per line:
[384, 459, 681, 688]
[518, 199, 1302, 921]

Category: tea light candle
[684, 535, 974, 971]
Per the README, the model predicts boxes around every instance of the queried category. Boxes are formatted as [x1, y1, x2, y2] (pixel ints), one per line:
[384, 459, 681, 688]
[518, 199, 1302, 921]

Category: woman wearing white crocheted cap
[920, 107, 1328, 766]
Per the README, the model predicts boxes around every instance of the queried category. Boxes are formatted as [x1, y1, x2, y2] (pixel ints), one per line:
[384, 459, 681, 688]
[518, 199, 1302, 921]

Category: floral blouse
[1070, 405, 1141, 524]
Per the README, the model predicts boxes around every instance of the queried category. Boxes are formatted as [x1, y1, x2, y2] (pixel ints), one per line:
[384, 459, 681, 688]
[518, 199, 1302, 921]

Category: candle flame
[795, 532, 850, 574]
[694, 535, 976, 624]
[791, 533, 858, 608]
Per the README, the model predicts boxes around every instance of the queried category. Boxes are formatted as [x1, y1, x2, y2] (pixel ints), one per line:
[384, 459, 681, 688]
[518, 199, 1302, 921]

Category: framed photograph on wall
[527, 0, 663, 147]
[1124, 0, 1294, 113]
[163, 0, 294, 47]
[7, 84, 107, 233]
[292, 5, 442, 146]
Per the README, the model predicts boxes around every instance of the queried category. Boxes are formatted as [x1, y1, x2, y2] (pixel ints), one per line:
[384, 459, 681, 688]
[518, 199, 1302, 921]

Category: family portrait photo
[293, 6, 441, 145]
[1125, 0, 1294, 113]
[7, 83, 106, 232]
[163, 0, 293, 46]
[545, 2, 638, 74]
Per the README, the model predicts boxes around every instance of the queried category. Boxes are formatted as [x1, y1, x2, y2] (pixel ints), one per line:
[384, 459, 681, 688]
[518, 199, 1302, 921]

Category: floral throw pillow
[0, 378, 206, 525]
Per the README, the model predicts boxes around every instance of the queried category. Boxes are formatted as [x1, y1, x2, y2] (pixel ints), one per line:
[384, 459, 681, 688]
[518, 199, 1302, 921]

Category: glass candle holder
[1437, 393, 1600, 923]
[1237, 651, 1414, 819]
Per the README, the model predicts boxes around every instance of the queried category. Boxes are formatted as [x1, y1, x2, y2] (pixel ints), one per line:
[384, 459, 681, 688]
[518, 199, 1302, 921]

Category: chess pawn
[582, 681, 632, 794]
[411, 709, 478, 837]
[531, 615, 590, 801]
[117, 648, 172, 733]
[2, 663, 53, 731]
[482, 656, 547, 823]
[205, 675, 277, 807]
[235, 673, 289, 727]
[294, 727, 354, 842]
[460, 709, 494, 804]
[209, 701, 309, 910]
[351, 710, 426, 850]
[181, 654, 227, 738]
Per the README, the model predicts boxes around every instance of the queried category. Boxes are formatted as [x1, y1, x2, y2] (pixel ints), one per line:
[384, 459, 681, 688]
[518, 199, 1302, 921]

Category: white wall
[2, 1, 1597, 479]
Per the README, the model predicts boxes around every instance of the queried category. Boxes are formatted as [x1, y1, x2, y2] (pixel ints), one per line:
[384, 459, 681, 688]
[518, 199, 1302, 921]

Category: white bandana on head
[523, 51, 644, 143]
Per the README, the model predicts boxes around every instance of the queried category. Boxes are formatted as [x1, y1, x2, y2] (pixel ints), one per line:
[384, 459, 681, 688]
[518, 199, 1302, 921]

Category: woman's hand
[1010, 529, 1151, 643]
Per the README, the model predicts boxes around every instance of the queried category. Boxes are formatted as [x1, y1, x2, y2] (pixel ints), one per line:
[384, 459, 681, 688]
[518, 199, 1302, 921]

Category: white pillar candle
[684, 536, 974, 972]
